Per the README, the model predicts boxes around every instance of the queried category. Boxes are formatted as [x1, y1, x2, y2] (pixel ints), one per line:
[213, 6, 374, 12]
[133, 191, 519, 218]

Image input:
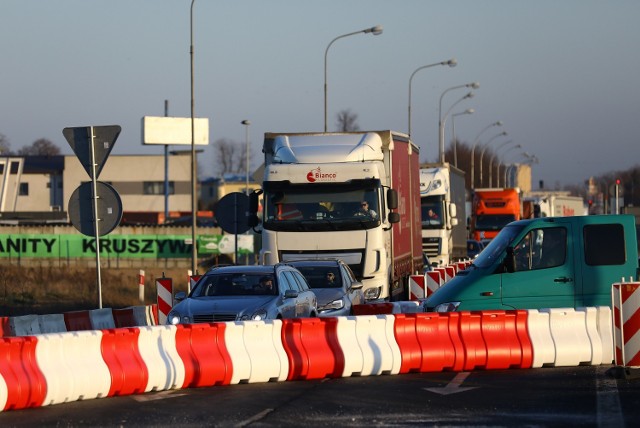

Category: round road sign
[68, 181, 123, 236]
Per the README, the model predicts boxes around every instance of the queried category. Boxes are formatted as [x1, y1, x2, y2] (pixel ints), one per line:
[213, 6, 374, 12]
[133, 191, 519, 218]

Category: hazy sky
[2, 0, 639, 188]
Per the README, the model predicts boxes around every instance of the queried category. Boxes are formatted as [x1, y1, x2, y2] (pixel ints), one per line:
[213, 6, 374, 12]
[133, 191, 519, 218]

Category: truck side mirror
[505, 246, 516, 273]
[449, 202, 457, 219]
[248, 190, 262, 227]
[387, 188, 398, 210]
[388, 212, 400, 224]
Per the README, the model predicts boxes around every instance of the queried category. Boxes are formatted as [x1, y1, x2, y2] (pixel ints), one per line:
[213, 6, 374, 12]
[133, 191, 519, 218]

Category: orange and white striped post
[156, 276, 173, 325]
[137, 269, 145, 303]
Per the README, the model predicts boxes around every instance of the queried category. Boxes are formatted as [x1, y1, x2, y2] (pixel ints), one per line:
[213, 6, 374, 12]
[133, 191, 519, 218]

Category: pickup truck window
[513, 227, 567, 271]
[584, 223, 626, 265]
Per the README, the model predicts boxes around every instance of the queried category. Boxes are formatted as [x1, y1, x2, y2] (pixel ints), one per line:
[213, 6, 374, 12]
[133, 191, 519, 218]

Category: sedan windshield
[292, 266, 342, 289]
[191, 273, 277, 297]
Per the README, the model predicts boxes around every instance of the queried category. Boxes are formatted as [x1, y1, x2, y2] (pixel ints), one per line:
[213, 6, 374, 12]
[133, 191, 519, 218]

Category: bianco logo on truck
[307, 167, 337, 182]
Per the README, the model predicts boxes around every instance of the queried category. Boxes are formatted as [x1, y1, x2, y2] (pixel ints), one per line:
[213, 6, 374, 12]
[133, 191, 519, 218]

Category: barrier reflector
[35, 331, 111, 407]
[137, 325, 185, 392]
[0, 337, 46, 411]
[542, 308, 592, 366]
[409, 275, 426, 300]
[612, 282, 640, 367]
[282, 318, 342, 380]
[89, 308, 115, 330]
[37, 314, 67, 334]
[426, 271, 441, 297]
[63, 310, 92, 331]
[352, 303, 394, 315]
[156, 278, 173, 325]
[9, 315, 41, 336]
[175, 323, 232, 387]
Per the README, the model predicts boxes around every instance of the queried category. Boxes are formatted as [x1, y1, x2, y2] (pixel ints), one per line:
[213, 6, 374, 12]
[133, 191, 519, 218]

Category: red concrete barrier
[393, 314, 424, 374]
[458, 311, 487, 370]
[113, 308, 137, 328]
[0, 317, 10, 337]
[63, 310, 92, 331]
[414, 313, 464, 372]
[0, 337, 47, 411]
[175, 323, 232, 388]
[282, 318, 342, 380]
[480, 310, 531, 369]
[101, 328, 148, 396]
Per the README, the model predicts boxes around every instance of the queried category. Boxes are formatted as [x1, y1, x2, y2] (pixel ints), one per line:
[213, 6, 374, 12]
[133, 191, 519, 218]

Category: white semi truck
[419, 163, 467, 266]
[522, 192, 586, 218]
[253, 131, 423, 301]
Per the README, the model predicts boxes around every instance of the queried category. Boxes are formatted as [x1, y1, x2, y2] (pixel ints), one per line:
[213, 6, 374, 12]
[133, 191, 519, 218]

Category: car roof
[204, 265, 284, 275]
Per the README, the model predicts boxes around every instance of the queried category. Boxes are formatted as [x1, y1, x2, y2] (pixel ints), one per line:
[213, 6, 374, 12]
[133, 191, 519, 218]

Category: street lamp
[439, 82, 479, 163]
[491, 143, 521, 187]
[470, 121, 502, 189]
[241, 120, 251, 195]
[189, 0, 197, 275]
[502, 151, 525, 187]
[407, 58, 457, 137]
[479, 131, 508, 187]
[451, 108, 474, 167]
[324, 25, 383, 132]
[440, 92, 473, 164]
[488, 140, 514, 187]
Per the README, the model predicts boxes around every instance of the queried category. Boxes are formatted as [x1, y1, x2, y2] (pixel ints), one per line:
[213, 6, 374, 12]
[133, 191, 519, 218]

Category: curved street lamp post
[438, 82, 479, 163]
[478, 132, 508, 187]
[470, 121, 503, 189]
[491, 143, 521, 187]
[450, 108, 474, 167]
[324, 25, 383, 132]
[407, 58, 457, 137]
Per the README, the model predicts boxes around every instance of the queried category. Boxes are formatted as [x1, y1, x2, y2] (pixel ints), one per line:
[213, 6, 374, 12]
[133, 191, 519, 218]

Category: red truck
[470, 188, 521, 241]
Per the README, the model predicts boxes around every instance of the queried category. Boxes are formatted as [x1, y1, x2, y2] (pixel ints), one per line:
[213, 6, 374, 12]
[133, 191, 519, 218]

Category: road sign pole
[89, 126, 103, 309]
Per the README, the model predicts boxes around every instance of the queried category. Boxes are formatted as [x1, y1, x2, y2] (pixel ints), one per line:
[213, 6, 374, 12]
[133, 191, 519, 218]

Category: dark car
[287, 259, 364, 317]
[167, 264, 317, 324]
[467, 239, 484, 259]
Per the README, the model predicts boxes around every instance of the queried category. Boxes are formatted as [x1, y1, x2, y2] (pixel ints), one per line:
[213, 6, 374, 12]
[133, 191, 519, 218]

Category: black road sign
[216, 192, 250, 234]
[63, 125, 121, 179]
[68, 181, 123, 236]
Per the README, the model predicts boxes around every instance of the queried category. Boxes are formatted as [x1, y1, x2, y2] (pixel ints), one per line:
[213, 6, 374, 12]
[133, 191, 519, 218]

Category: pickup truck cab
[425, 214, 639, 312]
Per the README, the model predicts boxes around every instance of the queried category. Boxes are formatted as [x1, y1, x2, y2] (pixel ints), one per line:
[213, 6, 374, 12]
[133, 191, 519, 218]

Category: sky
[1, 0, 639, 188]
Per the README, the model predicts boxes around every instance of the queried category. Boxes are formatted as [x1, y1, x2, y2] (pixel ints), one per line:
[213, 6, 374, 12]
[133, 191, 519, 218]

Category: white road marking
[424, 372, 478, 395]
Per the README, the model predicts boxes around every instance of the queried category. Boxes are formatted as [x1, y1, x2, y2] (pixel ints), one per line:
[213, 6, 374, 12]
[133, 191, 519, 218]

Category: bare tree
[0, 133, 11, 155]
[212, 138, 248, 176]
[335, 109, 360, 132]
[17, 138, 61, 156]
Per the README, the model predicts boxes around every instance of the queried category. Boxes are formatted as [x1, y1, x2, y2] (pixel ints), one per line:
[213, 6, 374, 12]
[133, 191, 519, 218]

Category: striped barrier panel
[409, 275, 426, 300]
[612, 282, 640, 367]
[0, 307, 617, 412]
[426, 271, 442, 296]
[156, 278, 173, 326]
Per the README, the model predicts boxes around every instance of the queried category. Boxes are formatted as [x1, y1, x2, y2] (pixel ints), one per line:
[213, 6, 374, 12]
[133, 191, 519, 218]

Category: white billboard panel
[142, 116, 209, 145]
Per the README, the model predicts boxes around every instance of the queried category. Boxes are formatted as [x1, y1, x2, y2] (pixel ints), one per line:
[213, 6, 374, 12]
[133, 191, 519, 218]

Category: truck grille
[422, 237, 441, 257]
[193, 313, 238, 323]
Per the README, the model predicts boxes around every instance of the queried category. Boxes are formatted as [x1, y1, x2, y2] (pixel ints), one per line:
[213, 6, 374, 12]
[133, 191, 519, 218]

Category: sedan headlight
[434, 302, 461, 313]
[319, 299, 344, 312]
[251, 309, 268, 321]
[168, 311, 190, 325]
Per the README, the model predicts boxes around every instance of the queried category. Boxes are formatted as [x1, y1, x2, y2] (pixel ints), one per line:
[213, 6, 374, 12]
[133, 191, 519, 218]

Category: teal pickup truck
[425, 214, 639, 312]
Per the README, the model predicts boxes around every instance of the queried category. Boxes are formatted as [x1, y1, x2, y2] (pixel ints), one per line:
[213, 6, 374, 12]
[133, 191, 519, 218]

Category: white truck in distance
[522, 192, 586, 218]
[255, 131, 423, 302]
[419, 163, 467, 266]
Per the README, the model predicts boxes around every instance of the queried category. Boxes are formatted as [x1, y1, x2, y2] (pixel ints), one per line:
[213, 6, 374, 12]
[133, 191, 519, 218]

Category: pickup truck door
[501, 222, 576, 309]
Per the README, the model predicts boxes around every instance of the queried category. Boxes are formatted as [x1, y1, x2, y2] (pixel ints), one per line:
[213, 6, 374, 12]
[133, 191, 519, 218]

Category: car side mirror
[284, 289, 299, 299]
[175, 291, 187, 302]
[350, 281, 364, 290]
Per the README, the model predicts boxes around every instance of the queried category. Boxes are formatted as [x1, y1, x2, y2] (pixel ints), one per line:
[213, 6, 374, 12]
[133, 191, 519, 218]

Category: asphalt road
[1, 365, 638, 427]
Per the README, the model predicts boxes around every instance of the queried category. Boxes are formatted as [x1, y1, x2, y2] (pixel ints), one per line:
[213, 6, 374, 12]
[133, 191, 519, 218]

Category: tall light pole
[438, 82, 479, 163]
[324, 25, 383, 132]
[407, 58, 457, 137]
[490, 143, 520, 187]
[502, 151, 525, 187]
[451, 108, 474, 167]
[241, 120, 251, 195]
[189, 0, 197, 274]
[479, 132, 508, 187]
[470, 121, 502, 189]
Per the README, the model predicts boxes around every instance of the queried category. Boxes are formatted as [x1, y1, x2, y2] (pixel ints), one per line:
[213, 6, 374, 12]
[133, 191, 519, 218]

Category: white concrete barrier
[224, 322, 252, 384]
[595, 306, 614, 364]
[239, 320, 288, 383]
[352, 315, 401, 376]
[137, 325, 185, 392]
[542, 308, 593, 367]
[578, 307, 604, 365]
[526, 309, 555, 368]
[334, 317, 365, 377]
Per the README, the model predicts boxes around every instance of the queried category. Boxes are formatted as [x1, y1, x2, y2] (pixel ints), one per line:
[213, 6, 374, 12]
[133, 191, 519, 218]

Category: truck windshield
[473, 223, 525, 269]
[262, 182, 382, 231]
[475, 214, 517, 231]
[421, 198, 444, 228]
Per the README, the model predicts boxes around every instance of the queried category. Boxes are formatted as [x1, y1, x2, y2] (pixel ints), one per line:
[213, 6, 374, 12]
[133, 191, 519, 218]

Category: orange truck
[470, 188, 521, 241]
